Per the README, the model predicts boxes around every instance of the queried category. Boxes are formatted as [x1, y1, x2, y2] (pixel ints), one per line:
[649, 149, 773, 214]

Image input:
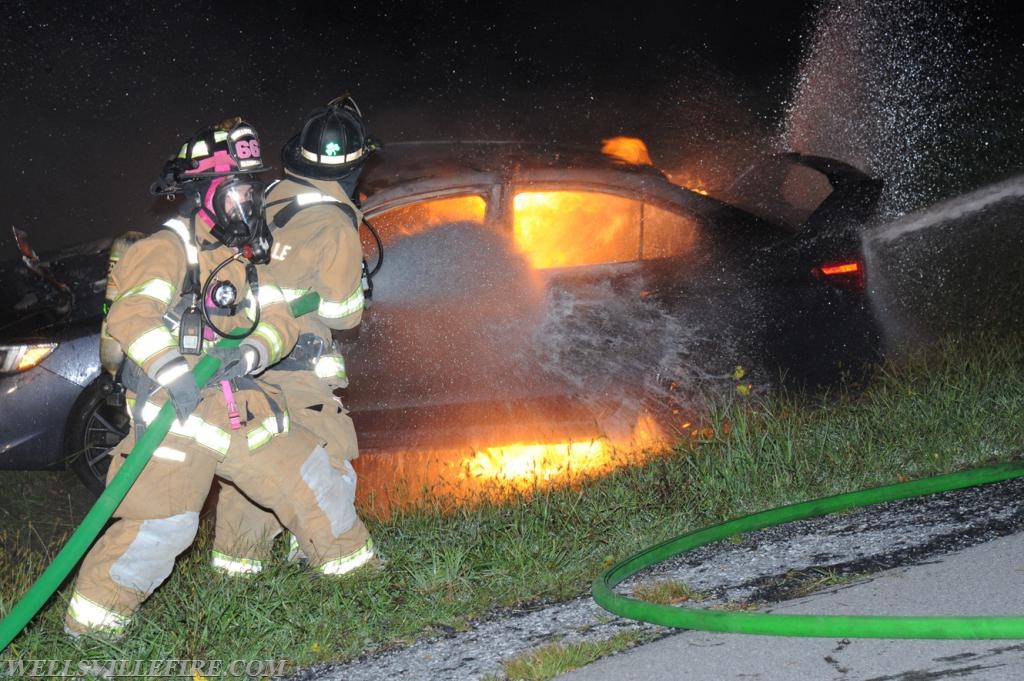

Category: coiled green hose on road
[0, 293, 320, 652]
[593, 460, 1024, 639]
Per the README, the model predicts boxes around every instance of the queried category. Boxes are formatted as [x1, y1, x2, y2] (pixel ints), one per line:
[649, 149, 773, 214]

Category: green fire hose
[593, 459, 1024, 639]
[0, 293, 320, 652]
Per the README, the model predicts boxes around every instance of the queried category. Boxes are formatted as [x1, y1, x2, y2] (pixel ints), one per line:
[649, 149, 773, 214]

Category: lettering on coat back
[271, 243, 293, 261]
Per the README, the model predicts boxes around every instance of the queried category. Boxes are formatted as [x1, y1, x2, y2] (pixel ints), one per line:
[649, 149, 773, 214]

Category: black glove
[160, 367, 202, 424]
[207, 343, 261, 384]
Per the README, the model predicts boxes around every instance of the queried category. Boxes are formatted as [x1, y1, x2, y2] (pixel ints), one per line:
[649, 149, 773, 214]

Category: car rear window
[720, 158, 833, 229]
[640, 203, 699, 260]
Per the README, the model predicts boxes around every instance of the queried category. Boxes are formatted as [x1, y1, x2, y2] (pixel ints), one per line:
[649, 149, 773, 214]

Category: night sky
[1, 0, 1021, 256]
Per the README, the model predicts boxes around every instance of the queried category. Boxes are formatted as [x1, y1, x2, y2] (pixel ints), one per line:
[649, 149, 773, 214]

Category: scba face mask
[207, 176, 273, 264]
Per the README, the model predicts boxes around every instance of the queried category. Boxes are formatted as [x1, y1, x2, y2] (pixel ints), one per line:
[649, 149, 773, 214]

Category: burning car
[0, 140, 883, 510]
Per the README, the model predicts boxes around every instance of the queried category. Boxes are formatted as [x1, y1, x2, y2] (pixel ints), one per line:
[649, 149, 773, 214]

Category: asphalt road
[556, 531, 1024, 681]
[295, 475, 1024, 681]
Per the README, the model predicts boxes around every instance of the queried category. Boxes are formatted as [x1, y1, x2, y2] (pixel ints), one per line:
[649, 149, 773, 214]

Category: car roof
[361, 140, 669, 183]
[359, 141, 669, 200]
[357, 140, 779, 236]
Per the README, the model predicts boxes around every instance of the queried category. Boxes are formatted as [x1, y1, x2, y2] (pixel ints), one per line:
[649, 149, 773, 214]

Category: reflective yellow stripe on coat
[247, 412, 290, 451]
[132, 399, 232, 458]
[125, 326, 177, 366]
[117, 277, 176, 306]
[318, 284, 364, 320]
[314, 354, 347, 381]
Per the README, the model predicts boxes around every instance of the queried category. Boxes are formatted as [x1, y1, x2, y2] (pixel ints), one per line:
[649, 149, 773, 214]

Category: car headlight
[0, 343, 58, 374]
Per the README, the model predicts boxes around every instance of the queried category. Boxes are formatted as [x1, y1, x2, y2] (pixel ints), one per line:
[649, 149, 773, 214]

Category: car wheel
[64, 374, 130, 495]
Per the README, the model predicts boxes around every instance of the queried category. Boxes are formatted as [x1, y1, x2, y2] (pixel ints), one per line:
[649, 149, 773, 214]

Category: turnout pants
[212, 373, 371, 576]
[65, 419, 366, 636]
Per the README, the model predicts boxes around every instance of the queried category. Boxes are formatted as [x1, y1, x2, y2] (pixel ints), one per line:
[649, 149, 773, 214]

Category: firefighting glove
[207, 343, 261, 384]
[155, 358, 202, 424]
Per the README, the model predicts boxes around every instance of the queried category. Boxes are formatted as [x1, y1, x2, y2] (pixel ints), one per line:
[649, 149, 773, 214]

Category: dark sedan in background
[1, 235, 119, 490]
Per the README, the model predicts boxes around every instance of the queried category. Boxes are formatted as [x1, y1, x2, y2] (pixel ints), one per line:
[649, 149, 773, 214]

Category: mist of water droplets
[782, 0, 1011, 217]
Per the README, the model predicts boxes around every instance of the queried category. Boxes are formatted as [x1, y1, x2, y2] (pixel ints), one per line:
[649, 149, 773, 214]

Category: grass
[3, 331, 1024, 678]
[631, 580, 707, 605]
[487, 631, 648, 681]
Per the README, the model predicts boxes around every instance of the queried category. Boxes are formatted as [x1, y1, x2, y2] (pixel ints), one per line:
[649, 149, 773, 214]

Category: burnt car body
[0, 141, 883, 497]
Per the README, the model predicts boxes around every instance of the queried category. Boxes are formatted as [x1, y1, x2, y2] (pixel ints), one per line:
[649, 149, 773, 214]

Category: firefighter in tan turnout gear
[65, 118, 367, 637]
[211, 95, 378, 576]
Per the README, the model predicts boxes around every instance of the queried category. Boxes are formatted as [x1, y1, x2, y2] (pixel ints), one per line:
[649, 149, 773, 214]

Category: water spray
[869, 174, 1024, 246]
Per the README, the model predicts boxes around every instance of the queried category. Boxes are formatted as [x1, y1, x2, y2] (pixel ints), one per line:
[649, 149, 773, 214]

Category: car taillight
[812, 259, 865, 293]
[0, 343, 57, 374]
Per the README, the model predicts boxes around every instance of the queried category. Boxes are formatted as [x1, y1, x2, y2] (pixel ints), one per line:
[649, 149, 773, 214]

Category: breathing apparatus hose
[0, 292, 320, 652]
[593, 459, 1024, 639]
[362, 217, 383, 276]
